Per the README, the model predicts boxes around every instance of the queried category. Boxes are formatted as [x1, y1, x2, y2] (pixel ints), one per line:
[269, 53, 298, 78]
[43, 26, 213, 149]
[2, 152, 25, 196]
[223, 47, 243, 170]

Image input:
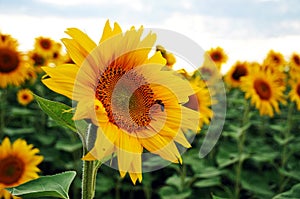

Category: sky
[0, 0, 300, 72]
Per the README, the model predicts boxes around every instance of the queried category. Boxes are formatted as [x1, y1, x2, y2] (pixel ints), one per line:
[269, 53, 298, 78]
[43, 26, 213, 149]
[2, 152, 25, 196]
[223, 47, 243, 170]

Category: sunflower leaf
[7, 171, 76, 199]
[33, 94, 88, 137]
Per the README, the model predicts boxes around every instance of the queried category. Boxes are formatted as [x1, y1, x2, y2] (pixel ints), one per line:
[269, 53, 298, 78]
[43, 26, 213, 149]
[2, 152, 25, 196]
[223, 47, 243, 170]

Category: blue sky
[0, 0, 300, 71]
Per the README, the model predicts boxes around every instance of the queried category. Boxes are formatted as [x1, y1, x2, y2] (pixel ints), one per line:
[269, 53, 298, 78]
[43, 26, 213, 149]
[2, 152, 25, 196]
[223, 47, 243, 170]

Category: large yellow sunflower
[0, 189, 21, 199]
[0, 39, 30, 88]
[289, 78, 300, 110]
[17, 89, 34, 106]
[0, 137, 43, 189]
[240, 67, 286, 117]
[224, 61, 250, 88]
[205, 46, 228, 71]
[42, 20, 199, 184]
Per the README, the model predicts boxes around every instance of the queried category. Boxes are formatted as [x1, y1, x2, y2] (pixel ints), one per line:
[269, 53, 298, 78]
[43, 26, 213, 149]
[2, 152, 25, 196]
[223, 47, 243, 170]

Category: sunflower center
[232, 65, 247, 81]
[293, 55, 300, 66]
[1, 35, 7, 42]
[211, 52, 221, 62]
[0, 156, 25, 185]
[40, 39, 51, 50]
[96, 67, 155, 132]
[272, 55, 279, 63]
[254, 79, 271, 100]
[31, 53, 45, 66]
[0, 48, 20, 73]
[22, 94, 29, 100]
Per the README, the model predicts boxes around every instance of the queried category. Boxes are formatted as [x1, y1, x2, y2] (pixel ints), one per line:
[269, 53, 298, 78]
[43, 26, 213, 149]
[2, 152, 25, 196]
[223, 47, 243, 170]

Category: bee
[154, 99, 165, 112]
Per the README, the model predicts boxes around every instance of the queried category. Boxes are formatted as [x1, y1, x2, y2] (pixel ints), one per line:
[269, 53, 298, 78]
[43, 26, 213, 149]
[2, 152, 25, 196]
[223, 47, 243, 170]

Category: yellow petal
[99, 20, 122, 43]
[65, 28, 97, 53]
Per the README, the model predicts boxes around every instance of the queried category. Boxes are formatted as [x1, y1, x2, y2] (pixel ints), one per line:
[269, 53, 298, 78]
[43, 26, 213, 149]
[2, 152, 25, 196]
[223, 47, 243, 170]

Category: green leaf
[158, 186, 192, 199]
[193, 177, 221, 188]
[55, 139, 82, 152]
[8, 171, 76, 199]
[4, 127, 35, 136]
[34, 94, 77, 132]
[195, 167, 223, 178]
[211, 194, 230, 199]
[273, 183, 300, 199]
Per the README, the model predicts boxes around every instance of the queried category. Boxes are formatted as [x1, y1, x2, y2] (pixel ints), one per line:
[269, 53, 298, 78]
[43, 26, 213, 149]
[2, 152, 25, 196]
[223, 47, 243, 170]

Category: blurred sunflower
[289, 78, 300, 110]
[0, 32, 18, 49]
[184, 73, 214, 130]
[205, 46, 228, 71]
[34, 36, 58, 58]
[263, 50, 286, 71]
[225, 61, 250, 88]
[42, 20, 199, 184]
[17, 89, 34, 106]
[0, 189, 21, 199]
[156, 45, 176, 67]
[240, 68, 286, 117]
[0, 137, 43, 189]
[289, 52, 300, 79]
[0, 38, 29, 88]
[49, 42, 65, 66]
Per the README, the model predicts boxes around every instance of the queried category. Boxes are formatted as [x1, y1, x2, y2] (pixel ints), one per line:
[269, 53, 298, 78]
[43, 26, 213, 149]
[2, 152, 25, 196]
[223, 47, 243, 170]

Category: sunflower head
[156, 45, 176, 67]
[0, 137, 43, 189]
[289, 78, 300, 110]
[42, 20, 200, 184]
[205, 46, 228, 71]
[240, 67, 286, 117]
[17, 89, 34, 106]
[263, 50, 286, 71]
[0, 41, 30, 88]
[225, 61, 250, 88]
[0, 32, 18, 49]
[34, 36, 59, 58]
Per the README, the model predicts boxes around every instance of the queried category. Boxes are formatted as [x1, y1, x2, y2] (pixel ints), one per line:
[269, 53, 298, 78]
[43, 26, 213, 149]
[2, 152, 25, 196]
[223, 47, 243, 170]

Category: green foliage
[8, 171, 76, 199]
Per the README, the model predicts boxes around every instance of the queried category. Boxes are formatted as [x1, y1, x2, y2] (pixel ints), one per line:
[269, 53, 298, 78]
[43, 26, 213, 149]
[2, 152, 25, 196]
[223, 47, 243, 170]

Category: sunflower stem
[279, 102, 294, 192]
[0, 89, 7, 139]
[234, 99, 250, 199]
[81, 160, 100, 199]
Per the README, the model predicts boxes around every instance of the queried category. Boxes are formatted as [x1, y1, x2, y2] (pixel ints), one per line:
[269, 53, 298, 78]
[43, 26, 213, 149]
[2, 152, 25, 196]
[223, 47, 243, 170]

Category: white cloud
[1, 12, 299, 74]
[35, 0, 144, 11]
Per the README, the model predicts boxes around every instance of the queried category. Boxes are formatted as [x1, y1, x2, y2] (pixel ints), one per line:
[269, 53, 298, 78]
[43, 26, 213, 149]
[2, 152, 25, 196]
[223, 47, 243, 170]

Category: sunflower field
[1, 20, 300, 199]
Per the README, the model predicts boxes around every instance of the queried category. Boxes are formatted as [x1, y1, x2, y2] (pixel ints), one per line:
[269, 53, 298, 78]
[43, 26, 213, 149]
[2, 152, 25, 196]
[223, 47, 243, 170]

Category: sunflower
[34, 36, 58, 58]
[17, 89, 34, 106]
[0, 137, 43, 189]
[0, 32, 18, 49]
[263, 50, 286, 72]
[42, 20, 199, 184]
[205, 46, 228, 71]
[288, 52, 300, 79]
[225, 61, 250, 88]
[184, 74, 214, 130]
[0, 38, 30, 88]
[289, 78, 300, 110]
[0, 189, 21, 199]
[156, 45, 176, 67]
[240, 67, 286, 117]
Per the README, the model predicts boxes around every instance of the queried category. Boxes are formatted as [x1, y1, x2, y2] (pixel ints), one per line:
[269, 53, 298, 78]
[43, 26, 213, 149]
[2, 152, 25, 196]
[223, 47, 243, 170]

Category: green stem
[279, 102, 294, 192]
[82, 160, 100, 199]
[0, 89, 7, 139]
[180, 164, 187, 191]
[234, 100, 250, 199]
